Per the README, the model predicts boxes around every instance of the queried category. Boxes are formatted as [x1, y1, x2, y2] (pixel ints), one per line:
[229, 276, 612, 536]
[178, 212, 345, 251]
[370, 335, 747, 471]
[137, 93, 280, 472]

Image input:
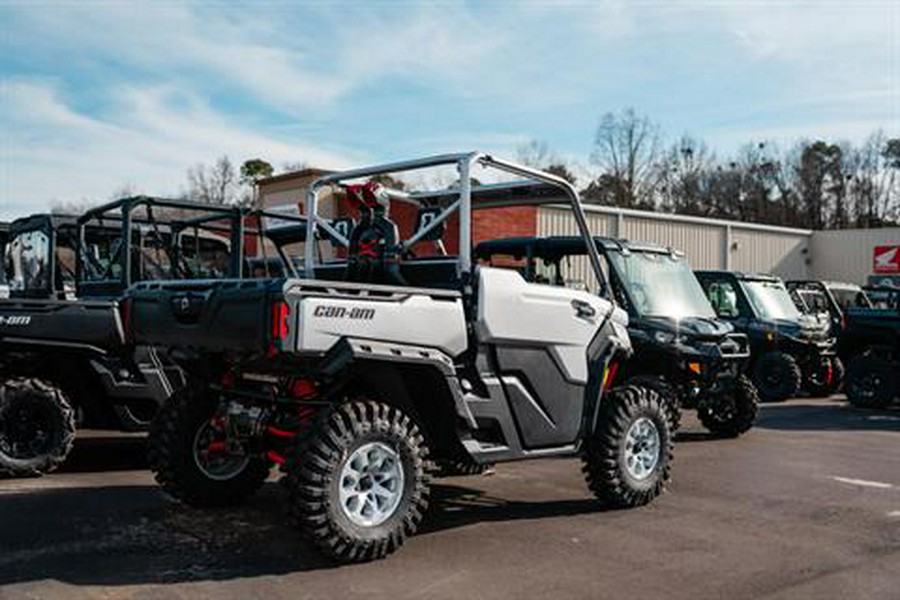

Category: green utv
[695, 271, 839, 402]
[475, 236, 759, 438]
[125, 154, 674, 563]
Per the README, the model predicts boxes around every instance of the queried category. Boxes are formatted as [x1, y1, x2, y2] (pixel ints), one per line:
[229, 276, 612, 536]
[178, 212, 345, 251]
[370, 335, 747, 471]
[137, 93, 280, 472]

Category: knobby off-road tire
[751, 351, 802, 402]
[805, 356, 845, 398]
[698, 375, 759, 438]
[846, 355, 897, 409]
[147, 386, 270, 507]
[628, 374, 682, 434]
[581, 385, 672, 509]
[0, 378, 75, 477]
[285, 400, 432, 563]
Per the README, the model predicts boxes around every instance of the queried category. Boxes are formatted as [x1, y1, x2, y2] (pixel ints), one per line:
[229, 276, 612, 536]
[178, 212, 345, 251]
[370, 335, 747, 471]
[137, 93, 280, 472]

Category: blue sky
[1, 1, 898, 219]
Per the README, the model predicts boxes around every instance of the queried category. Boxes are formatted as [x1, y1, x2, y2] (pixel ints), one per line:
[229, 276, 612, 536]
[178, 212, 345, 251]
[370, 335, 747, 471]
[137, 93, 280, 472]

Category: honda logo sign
[873, 245, 900, 273]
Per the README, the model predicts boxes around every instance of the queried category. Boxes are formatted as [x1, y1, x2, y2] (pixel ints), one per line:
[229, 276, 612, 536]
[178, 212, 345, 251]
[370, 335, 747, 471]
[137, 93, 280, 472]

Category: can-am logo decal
[313, 305, 375, 320]
[0, 315, 31, 326]
[874, 245, 900, 274]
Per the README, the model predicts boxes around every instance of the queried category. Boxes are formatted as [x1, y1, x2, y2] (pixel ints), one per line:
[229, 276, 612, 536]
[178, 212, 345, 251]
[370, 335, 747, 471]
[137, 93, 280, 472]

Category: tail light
[271, 300, 291, 341]
[290, 377, 316, 399]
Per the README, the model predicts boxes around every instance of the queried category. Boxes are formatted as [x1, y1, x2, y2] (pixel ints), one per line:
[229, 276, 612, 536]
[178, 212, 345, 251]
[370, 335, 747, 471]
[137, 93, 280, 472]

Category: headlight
[654, 330, 676, 344]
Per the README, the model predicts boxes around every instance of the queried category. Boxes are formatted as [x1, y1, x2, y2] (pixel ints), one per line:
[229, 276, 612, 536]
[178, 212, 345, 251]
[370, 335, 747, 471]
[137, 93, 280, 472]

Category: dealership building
[258, 168, 900, 287]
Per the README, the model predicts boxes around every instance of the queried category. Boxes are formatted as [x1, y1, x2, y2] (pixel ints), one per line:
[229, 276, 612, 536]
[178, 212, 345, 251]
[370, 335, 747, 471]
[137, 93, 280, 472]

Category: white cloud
[0, 79, 360, 219]
[2, 0, 898, 222]
[3, 3, 504, 114]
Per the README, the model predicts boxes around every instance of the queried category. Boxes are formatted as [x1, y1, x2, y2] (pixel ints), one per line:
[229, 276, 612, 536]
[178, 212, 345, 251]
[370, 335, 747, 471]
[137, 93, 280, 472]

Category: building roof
[257, 167, 334, 188]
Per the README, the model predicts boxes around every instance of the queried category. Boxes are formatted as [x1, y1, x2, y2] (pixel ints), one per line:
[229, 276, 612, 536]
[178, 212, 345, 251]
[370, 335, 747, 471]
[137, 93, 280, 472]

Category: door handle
[571, 299, 596, 319]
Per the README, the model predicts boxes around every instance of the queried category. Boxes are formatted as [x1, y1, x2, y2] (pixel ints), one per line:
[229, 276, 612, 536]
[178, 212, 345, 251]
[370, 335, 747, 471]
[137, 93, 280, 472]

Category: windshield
[830, 287, 872, 309]
[743, 280, 801, 320]
[610, 251, 715, 318]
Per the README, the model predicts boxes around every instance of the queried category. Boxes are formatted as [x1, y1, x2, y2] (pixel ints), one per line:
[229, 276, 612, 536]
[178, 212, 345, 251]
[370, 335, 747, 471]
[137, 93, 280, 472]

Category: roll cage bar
[304, 152, 610, 296]
[75, 196, 318, 289]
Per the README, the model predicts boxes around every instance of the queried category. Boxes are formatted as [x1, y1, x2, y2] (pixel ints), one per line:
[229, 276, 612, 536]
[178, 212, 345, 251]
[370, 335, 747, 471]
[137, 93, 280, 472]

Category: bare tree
[844, 132, 900, 227]
[517, 140, 554, 168]
[280, 161, 310, 173]
[587, 108, 661, 208]
[657, 136, 715, 216]
[186, 155, 238, 205]
[516, 140, 577, 185]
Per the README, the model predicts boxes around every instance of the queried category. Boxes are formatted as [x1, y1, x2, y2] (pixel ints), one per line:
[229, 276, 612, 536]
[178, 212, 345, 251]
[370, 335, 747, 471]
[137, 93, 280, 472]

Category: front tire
[147, 386, 270, 507]
[846, 355, 897, 409]
[627, 374, 682, 434]
[751, 351, 802, 402]
[0, 378, 75, 477]
[286, 400, 432, 562]
[698, 375, 759, 438]
[581, 385, 672, 509]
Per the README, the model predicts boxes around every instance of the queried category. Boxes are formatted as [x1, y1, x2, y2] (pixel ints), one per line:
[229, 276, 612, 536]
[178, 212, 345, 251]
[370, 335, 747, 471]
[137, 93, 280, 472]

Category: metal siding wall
[810, 228, 900, 285]
[538, 207, 615, 237]
[730, 230, 810, 278]
[538, 206, 812, 279]
[619, 217, 724, 270]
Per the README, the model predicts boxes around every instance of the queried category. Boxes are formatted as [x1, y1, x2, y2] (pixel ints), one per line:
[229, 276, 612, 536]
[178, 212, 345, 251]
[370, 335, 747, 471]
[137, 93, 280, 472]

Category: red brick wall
[309, 200, 537, 258]
[473, 206, 538, 246]
[392, 203, 537, 255]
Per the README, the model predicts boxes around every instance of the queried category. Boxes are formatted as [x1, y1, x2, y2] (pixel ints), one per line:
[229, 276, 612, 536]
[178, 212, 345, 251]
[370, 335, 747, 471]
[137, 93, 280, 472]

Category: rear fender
[341, 346, 471, 461]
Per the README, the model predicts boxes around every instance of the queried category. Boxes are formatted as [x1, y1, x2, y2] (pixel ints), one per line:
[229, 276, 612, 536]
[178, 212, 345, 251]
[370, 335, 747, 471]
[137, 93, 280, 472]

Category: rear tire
[805, 356, 844, 398]
[698, 375, 759, 438]
[0, 378, 75, 477]
[846, 356, 897, 409]
[286, 400, 432, 562]
[581, 385, 672, 509]
[830, 355, 846, 394]
[628, 374, 681, 434]
[751, 351, 802, 402]
[147, 386, 270, 507]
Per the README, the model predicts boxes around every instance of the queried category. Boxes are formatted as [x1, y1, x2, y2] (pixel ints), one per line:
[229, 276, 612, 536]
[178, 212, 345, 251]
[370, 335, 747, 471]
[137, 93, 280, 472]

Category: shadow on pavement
[422, 483, 606, 535]
[0, 481, 333, 586]
[0, 476, 609, 587]
[59, 435, 149, 473]
[755, 399, 900, 432]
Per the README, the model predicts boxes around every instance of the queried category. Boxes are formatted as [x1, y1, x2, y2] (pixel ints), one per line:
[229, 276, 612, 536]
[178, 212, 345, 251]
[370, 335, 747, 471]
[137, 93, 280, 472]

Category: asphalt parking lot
[0, 397, 898, 600]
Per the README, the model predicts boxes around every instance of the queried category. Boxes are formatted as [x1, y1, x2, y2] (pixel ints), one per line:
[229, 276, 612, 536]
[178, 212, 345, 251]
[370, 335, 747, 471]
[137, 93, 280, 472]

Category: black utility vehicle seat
[345, 182, 407, 286]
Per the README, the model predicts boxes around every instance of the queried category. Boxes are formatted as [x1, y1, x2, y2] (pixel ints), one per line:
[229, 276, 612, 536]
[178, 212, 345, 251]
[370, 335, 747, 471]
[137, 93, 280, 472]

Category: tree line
[93, 108, 897, 231]
[520, 109, 899, 230]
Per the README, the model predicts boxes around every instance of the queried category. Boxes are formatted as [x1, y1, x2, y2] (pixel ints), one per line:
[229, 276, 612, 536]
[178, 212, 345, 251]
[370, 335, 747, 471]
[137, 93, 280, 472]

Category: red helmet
[345, 181, 390, 210]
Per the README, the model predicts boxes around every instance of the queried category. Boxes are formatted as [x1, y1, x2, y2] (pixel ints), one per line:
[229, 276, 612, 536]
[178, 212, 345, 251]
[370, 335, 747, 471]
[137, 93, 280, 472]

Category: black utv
[0, 198, 243, 476]
[475, 236, 759, 437]
[840, 306, 900, 409]
[786, 279, 872, 380]
[695, 271, 839, 402]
